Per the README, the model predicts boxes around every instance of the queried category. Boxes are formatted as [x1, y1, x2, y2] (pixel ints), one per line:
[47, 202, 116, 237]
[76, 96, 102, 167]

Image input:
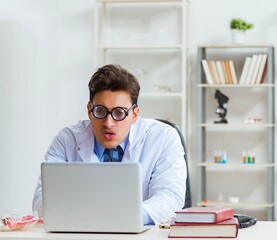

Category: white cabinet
[196, 45, 275, 220]
[94, 0, 190, 133]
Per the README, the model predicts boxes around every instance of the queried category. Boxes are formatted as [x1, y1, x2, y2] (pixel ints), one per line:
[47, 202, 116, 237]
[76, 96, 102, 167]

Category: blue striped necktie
[103, 146, 123, 162]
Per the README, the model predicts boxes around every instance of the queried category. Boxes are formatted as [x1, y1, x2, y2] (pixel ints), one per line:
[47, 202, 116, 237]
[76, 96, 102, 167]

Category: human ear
[87, 102, 92, 118]
[132, 106, 140, 124]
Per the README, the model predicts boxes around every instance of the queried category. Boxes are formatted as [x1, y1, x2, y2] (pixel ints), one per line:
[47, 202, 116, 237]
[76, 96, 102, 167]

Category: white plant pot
[231, 30, 246, 44]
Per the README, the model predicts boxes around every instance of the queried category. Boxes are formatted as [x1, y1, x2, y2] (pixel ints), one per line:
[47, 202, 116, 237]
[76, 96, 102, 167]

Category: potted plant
[230, 18, 254, 44]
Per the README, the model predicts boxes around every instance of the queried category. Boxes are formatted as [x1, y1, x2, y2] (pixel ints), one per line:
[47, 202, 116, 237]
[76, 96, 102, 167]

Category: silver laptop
[41, 162, 150, 233]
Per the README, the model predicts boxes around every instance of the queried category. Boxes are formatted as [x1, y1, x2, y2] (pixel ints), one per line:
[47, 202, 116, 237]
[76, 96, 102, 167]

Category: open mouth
[104, 130, 115, 140]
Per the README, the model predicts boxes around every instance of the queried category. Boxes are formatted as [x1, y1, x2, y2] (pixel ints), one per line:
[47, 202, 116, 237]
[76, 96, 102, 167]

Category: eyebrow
[92, 104, 130, 110]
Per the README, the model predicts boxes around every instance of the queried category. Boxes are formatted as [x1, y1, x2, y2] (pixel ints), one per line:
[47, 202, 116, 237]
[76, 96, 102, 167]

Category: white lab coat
[32, 117, 187, 224]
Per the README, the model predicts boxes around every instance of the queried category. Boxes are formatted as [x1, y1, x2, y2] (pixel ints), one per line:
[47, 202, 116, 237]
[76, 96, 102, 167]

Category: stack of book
[239, 54, 268, 85]
[201, 54, 267, 85]
[201, 59, 238, 85]
[168, 207, 239, 238]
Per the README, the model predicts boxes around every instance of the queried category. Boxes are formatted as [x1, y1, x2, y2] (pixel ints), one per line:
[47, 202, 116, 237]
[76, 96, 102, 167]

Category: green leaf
[230, 18, 254, 31]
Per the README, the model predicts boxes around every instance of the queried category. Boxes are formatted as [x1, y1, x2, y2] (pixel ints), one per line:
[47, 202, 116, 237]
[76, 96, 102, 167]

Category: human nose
[102, 113, 116, 127]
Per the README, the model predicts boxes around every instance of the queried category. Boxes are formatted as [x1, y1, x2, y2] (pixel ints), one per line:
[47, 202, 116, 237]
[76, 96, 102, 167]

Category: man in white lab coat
[32, 64, 187, 225]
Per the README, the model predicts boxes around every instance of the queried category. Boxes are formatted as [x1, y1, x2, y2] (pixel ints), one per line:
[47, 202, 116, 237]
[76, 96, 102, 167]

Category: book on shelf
[224, 60, 233, 84]
[221, 61, 229, 84]
[175, 207, 234, 223]
[216, 60, 226, 84]
[239, 56, 252, 84]
[244, 54, 258, 84]
[250, 54, 263, 84]
[255, 53, 268, 84]
[201, 59, 214, 84]
[202, 54, 267, 85]
[168, 217, 239, 238]
[208, 60, 221, 84]
[229, 60, 238, 84]
[202, 59, 239, 85]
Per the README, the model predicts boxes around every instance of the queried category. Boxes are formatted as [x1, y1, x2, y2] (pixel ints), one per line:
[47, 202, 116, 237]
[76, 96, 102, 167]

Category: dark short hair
[88, 64, 140, 105]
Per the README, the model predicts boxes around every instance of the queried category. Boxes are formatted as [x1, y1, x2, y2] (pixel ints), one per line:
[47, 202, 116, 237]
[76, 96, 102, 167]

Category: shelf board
[197, 162, 274, 168]
[198, 44, 274, 49]
[97, 45, 183, 50]
[197, 123, 275, 130]
[97, 0, 184, 3]
[197, 83, 275, 88]
[140, 92, 183, 98]
[197, 201, 274, 208]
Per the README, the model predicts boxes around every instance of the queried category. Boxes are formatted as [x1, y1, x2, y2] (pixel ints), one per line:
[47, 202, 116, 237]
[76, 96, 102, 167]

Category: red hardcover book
[175, 207, 234, 223]
[168, 217, 239, 238]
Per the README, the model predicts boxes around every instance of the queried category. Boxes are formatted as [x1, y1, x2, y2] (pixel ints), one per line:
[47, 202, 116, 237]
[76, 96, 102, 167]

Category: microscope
[214, 89, 229, 124]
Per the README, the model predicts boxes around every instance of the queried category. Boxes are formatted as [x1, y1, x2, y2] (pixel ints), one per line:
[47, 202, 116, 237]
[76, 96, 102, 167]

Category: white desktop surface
[0, 221, 276, 240]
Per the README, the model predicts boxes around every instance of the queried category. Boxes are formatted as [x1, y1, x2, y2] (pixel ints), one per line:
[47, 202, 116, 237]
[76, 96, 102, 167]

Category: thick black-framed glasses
[91, 103, 137, 121]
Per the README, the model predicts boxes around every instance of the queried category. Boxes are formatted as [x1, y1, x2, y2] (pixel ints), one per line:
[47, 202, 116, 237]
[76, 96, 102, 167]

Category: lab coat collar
[125, 117, 148, 161]
[75, 121, 99, 162]
[128, 117, 147, 147]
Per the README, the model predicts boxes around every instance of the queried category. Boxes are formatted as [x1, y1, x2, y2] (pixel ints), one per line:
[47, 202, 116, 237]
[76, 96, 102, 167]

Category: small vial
[221, 150, 227, 163]
[251, 151, 255, 163]
[214, 150, 220, 163]
[247, 151, 251, 164]
[242, 150, 247, 163]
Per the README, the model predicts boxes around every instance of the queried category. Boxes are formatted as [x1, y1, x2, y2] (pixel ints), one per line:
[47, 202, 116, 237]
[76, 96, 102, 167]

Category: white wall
[0, 0, 277, 218]
[0, 0, 94, 215]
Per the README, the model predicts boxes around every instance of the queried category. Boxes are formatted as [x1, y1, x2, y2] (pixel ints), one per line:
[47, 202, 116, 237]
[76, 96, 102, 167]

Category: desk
[0, 222, 276, 240]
